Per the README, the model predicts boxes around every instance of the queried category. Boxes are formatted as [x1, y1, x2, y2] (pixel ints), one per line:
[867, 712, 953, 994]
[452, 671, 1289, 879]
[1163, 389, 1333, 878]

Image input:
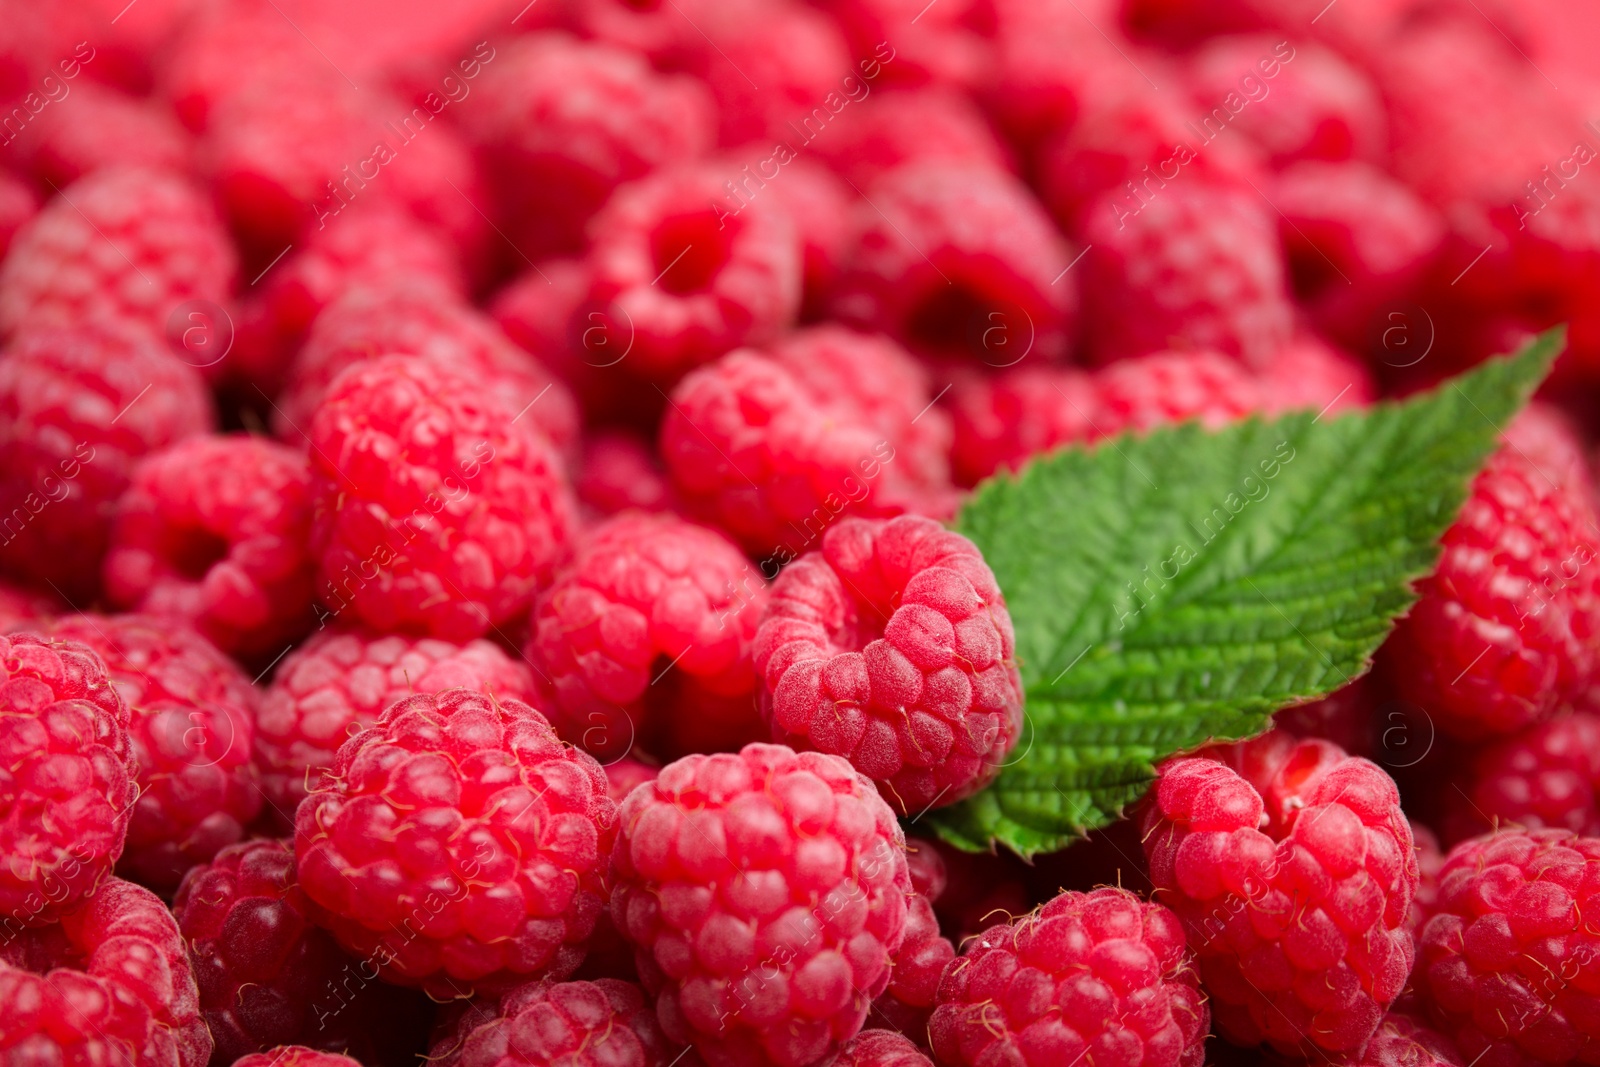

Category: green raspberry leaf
[925, 329, 1564, 858]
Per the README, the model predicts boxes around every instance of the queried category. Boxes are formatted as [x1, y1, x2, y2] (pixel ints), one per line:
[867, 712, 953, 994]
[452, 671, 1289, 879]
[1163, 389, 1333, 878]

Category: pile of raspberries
[2, 1, 1600, 1066]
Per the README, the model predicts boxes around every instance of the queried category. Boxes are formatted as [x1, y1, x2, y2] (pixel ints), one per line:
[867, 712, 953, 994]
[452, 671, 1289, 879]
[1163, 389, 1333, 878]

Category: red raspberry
[491, 259, 589, 381]
[1141, 737, 1418, 1056]
[0, 578, 57, 632]
[461, 33, 714, 259]
[753, 515, 1023, 815]
[585, 161, 803, 385]
[946, 365, 1102, 485]
[902, 837, 948, 902]
[173, 839, 432, 1067]
[0, 632, 134, 925]
[660, 333, 954, 559]
[234, 1050, 360, 1067]
[428, 978, 672, 1067]
[102, 435, 316, 662]
[278, 281, 579, 465]
[0, 167, 237, 345]
[11, 82, 190, 189]
[983, 1, 1130, 150]
[295, 689, 617, 997]
[603, 758, 660, 805]
[1502, 402, 1594, 499]
[43, 614, 260, 891]
[574, 432, 676, 520]
[306, 354, 575, 641]
[0, 320, 215, 602]
[0, 170, 37, 262]
[610, 743, 912, 1067]
[870, 893, 954, 1045]
[1381, 438, 1600, 740]
[809, 86, 1014, 190]
[1078, 182, 1293, 368]
[0, 878, 212, 1067]
[1257, 333, 1377, 419]
[826, 1030, 933, 1066]
[529, 511, 767, 763]
[929, 886, 1209, 1067]
[254, 627, 539, 817]
[1357, 1010, 1466, 1067]
[1416, 828, 1600, 1066]
[832, 162, 1078, 363]
[1440, 714, 1600, 844]
[714, 152, 853, 321]
[1095, 350, 1263, 435]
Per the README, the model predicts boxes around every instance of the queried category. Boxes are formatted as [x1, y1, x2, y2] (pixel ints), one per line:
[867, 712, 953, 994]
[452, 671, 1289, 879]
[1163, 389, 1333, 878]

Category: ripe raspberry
[234, 1050, 361, 1067]
[753, 514, 1022, 815]
[0, 320, 216, 602]
[575, 432, 676, 520]
[529, 511, 766, 763]
[103, 435, 317, 661]
[809, 87, 1014, 190]
[0, 632, 134, 924]
[610, 743, 912, 1067]
[295, 689, 616, 997]
[428, 978, 672, 1067]
[1416, 828, 1600, 1066]
[306, 354, 575, 641]
[1095, 350, 1263, 436]
[826, 1030, 933, 1067]
[1381, 439, 1600, 740]
[929, 886, 1209, 1067]
[43, 614, 260, 891]
[585, 161, 803, 384]
[13, 82, 192, 189]
[947, 365, 1102, 485]
[603, 758, 660, 804]
[254, 627, 539, 816]
[0, 878, 211, 1067]
[1078, 181, 1293, 368]
[173, 839, 431, 1067]
[1257, 333, 1377, 419]
[983, 1, 1130, 150]
[1501, 402, 1594, 498]
[1439, 714, 1600, 844]
[870, 893, 954, 1045]
[461, 33, 714, 259]
[902, 837, 948, 902]
[0, 167, 237, 344]
[1142, 737, 1418, 1056]
[278, 281, 579, 464]
[1357, 1010, 1466, 1067]
[832, 162, 1077, 363]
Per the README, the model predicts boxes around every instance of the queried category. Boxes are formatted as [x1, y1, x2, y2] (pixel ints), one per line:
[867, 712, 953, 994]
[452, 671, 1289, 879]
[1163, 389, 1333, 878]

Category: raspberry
[574, 432, 676, 520]
[1095, 349, 1264, 435]
[603, 758, 660, 804]
[102, 435, 317, 661]
[0, 632, 134, 925]
[690, 1, 852, 146]
[529, 511, 767, 763]
[928, 886, 1209, 1067]
[1257, 333, 1377, 419]
[157, 4, 314, 131]
[585, 160, 803, 384]
[306, 354, 575, 641]
[295, 689, 616, 997]
[714, 152, 853, 321]
[983, 2, 1129, 150]
[428, 978, 672, 1067]
[902, 837, 948, 902]
[42, 614, 260, 891]
[753, 515, 1023, 814]
[832, 162, 1078, 363]
[809, 86, 1014, 190]
[0, 877, 212, 1067]
[870, 893, 954, 1045]
[234, 1050, 361, 1067]
[610, 743, 912, 1067]
[1381, 438, 1600, 740]
[660, 334, 954, 559]
[12, 82, 191, 189]
[0, 170, 37, 262]
[0, 320, 215, 602]
[0, 578, 57, 632]
[1357, 1010, 1466, 1067]
[1502, 402, 1594, 498]
[1078, 181, 1294, 368]
[826, 1030, 933, 1067]
[1416, 828, 1600, 1066]
[1141, 737, 1418, 1056]
[461, 33, 714, 259]
[946, 365, 1102, 485]
[826, 0, 995, 90]
[0, 166, 237, 345]
[278, 280, 579, 465]
[172, 839, 431, 1067]
[254, 627, 539, 817]
[1439, 714, 1600, 844]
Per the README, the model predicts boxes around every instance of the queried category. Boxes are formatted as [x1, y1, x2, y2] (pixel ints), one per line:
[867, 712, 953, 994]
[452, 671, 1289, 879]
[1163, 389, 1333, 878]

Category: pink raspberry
[870, 892, 955, 1045]
[0, 166, 237, 346]
[947, 365, 1102, 485]
[254, 627, 538, 816]
[610, 743, 912, 1067]
[461, 33, 714, 259]
[102, 435, 316, 662]
[574, 432, 676, 520]
[753, 515, 1023, 815]
[826, 1030, 933, 1066]
[428, 978, 673, 1067]
[278, 280, 579, 464]
[11, 82, 191, 189]
[1095, 349, 1264, 435]
[832, 162, 1078, 363]
[0, 878, 212, 1067]
[810, 86, 1014, 190]
[929, 886, 1209, 1067]
[1142, 737, 1418, 1057]
[306, 354, 575, 641]
[1416, 828, 1600, 1066]
[1440, 714, 1600, 844]
[234, 1050, 361, 1067]
[529, 511, 767, 763]
[584, 161, 803, 384]
[295, 689, 617, 997]
[1381, 438, 1600, 740]
[43, 614, 260, 891]
[172, 839, 431, 1067]
[0, 632, 134, 925]
[1078, 181, 1294, 368]
[0, 320, 215, 602]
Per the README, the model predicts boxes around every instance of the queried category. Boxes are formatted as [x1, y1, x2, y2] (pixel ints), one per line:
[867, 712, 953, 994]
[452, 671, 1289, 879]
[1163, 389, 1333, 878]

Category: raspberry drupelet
[826, 1030, 933, 1066]
[428, 977, 675, 1067]
[233, 1050, 361, 1067]
[753, 515, 1023, 815]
